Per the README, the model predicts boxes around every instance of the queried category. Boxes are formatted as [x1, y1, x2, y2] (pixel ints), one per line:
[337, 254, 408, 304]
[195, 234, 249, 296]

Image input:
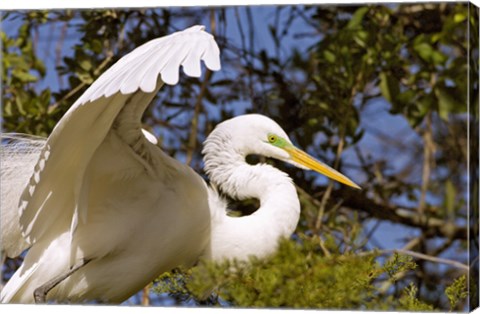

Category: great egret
[0, 25, 359, 304]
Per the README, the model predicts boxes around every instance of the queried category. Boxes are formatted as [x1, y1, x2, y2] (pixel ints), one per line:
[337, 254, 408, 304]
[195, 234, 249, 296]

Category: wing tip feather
[72, 25, 222, 105]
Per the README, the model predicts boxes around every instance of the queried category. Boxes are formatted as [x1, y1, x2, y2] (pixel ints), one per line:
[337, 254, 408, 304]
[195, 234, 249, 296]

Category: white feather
[1, 134, 45, 257]
[18, 25, 220, 248]
[76, 25, 220, 105]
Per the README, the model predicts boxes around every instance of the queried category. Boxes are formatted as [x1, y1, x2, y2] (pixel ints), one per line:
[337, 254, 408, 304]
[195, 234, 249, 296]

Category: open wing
[17, 25, 221, 251]
[1, 134, 46, 257]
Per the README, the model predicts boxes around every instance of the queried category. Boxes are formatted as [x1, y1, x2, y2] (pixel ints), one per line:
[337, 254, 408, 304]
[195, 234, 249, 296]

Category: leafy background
[1, 3, 478, 311]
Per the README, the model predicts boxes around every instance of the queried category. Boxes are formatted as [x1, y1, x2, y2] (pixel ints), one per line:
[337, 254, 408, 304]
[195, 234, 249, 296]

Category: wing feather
[77, 25, 220, 104]
[117, 42, 174, 95]
[17, 25, 221, 253]
[1, 134, 45, 257]
[158, 41, 191, 86]
[19, 94, 127, 244]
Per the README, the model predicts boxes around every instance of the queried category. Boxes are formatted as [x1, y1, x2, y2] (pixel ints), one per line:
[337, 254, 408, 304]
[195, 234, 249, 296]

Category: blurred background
[1, 2, 478, 311]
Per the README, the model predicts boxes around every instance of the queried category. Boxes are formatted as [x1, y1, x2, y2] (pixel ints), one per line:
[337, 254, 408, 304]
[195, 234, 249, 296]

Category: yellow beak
[286, 147, 361, 189]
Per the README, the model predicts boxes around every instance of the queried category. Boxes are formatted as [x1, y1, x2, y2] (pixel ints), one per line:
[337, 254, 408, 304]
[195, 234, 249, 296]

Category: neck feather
[202, 128, 301, 260]
[203, 129, 297, 200]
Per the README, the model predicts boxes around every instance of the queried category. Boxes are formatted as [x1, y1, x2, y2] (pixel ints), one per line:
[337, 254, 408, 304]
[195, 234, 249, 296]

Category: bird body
[2, 113, 212, 303]
[1, 26, 359, 304]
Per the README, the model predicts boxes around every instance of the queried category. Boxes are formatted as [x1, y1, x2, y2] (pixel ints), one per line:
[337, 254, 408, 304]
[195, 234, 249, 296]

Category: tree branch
[185, 10, 216, 166]
[330, 189, 467, 240]
[381, 249, 469, 271]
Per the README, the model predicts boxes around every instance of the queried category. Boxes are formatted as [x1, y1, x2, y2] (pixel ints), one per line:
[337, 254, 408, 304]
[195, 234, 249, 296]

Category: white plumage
[1, 25, 358, 304]
[1, 134, 45, 257]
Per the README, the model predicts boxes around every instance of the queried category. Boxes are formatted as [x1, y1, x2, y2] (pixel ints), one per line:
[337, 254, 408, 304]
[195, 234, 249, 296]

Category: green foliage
[445, 275, 468, 311]
[154, 237, 435, 311]
[383, 252, 417, 282]
[155, 269, 192, 303]
[2, 13, 51, 135]
[386, 4, 468, 126]
[397, 283, 434, 311]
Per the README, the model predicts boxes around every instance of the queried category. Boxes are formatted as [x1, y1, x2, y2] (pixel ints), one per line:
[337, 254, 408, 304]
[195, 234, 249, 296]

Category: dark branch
[330, 189, 467, 240]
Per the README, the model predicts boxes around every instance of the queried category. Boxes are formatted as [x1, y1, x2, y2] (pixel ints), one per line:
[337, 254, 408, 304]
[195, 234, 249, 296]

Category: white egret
[0, 25, 359, 304]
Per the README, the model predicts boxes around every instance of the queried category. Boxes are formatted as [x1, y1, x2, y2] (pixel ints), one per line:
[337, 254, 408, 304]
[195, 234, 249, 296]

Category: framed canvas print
[1, 0, 478, 312]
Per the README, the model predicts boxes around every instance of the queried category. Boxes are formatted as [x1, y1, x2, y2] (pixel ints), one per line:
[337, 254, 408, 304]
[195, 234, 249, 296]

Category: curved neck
[203, 129, 297, 200]
[202, 130, 300, 260]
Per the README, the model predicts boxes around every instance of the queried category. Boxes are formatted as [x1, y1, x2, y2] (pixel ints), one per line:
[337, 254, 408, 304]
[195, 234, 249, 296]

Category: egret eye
[267, 134, 278, 143]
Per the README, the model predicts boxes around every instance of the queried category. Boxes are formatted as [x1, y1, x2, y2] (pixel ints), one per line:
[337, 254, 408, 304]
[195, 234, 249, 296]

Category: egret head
[205, 114, 360, 189]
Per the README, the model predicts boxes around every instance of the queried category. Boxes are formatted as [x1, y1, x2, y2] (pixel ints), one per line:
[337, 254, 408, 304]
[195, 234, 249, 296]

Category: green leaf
[453, 13, 467, 23]
[403, 94, 433, 128]
[414, 42, 434, 63]
[39, 89, 51, 107]
[395, 90, 416, 107]
[353, 30, 369, 48]
[383, 253, 417, 281]
[445, 275, 468, 311]
[34, 58, 47, 77]
[416, 94, 434, 117]
[434, 85, 467, 120]
[77, 72, 93, 84]
[431, 51, 447, 65]
[413, 39, 446, 65]
[90, 39, 103, 54]
[4, 100, 12, 116]
[78, 55, 93, 71]
[12, 70, 37, 83]
[398, 283, 434, 311]
[15, 93, 27, 115]
[346, 7, 369, 29]
[379, 72, 400, 104]
[444, 180, 456, 219]
[323, 50, 336, 63]
[18, 23, 30, 41]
